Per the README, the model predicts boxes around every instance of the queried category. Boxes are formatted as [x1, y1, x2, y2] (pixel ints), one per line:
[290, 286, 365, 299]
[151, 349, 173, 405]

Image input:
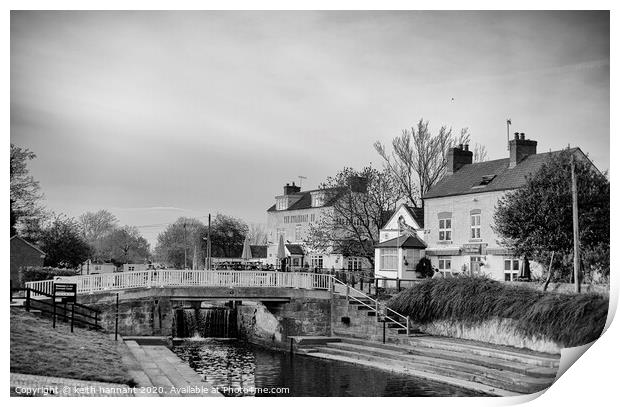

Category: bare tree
[79, 209, 119, 242]
[247, 222, 268, 245]
[306, 166, 402, 268]
[374, 119, 486, 207]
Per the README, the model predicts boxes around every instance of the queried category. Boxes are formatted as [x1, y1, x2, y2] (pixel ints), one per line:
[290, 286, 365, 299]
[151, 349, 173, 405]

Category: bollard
[71, 303, 75, 333]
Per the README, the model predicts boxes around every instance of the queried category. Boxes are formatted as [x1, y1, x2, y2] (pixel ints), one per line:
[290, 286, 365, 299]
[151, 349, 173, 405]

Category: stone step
[316, 345, 553, 394]
[303, 351, 519, 397]
[406, 337, 560, 369]
[340, 336, 559, 369]
[329, 341, 558, 379]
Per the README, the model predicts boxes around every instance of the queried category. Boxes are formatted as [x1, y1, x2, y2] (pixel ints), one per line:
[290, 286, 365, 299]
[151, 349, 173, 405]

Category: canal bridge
[24, 270, 412, 345]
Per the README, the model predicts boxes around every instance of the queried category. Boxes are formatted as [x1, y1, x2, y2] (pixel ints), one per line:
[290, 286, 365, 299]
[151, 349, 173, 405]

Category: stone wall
[237, 298, 331, 350]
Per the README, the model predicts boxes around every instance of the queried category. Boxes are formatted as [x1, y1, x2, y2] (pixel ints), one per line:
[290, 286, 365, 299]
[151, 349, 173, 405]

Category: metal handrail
[331, 276, 410, 333]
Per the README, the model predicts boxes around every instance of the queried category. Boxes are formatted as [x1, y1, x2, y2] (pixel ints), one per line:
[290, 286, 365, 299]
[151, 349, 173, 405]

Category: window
[94, 265, 101, 271]
[276, 197, 287, 210]
[294, 225, 302, 241]
[276, 228, 286, 240]
[311, 192, 325, 207]
[439, 218, 452, 241]
[438, 256, 452, 276]
[310, 214, 316, 222]
[380, 248, 397, 270]
[310, 255, 323, 269]
[128, 266, 135, 272]
[347, 257, 363, 271]
[504, 259, 520, 281]
[471, 214, 481, 239]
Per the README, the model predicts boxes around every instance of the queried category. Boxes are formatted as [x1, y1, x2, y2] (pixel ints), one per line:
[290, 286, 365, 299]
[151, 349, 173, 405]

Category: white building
[374, 204, 426, 280]
[422, 133, 594, 281]
[266, 181, 371, 272]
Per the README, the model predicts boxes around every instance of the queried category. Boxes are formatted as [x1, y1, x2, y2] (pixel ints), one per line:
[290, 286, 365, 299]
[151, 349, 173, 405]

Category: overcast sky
[10, 11, 610, 246]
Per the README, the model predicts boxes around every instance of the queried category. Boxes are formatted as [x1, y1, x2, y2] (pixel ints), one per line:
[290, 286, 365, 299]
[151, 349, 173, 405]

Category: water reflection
[172, 339, 488, 397]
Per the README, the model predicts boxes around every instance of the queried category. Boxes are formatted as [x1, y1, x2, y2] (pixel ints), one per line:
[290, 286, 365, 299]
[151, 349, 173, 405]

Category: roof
[403, 205, 424, 228]
[10, 235, 46, 255]
[423, 148, 584, 199]
[285, 244, 305, 255]
[250, 245, 267, 258]
[375, 234, 427, 249]
[267, 187, 343, 212]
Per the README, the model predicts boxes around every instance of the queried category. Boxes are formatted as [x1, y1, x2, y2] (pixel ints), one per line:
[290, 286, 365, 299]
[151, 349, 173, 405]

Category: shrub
[19, 266, 80, 285]
[415, 257, 434, 278]
[387, 276, 608, 347]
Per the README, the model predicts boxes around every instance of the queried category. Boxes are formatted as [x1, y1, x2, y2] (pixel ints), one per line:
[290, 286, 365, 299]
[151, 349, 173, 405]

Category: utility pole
[203, 214, 212, 270]
[183, 223, 187, 270]
[571, 154, 581, 293]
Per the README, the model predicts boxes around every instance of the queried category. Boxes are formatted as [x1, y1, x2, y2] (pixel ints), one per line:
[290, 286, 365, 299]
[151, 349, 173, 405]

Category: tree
[493, 149, 609, 283]
[10, 144, 45, 237]
[155, 214, 249, 268]
[79, 209, 119, 242]
[374, 119, 486, 207]
[99, 226, 150, 264]
[39, 214, 91, 268]
[247, 223, 268, 245]
[209, 214, 249, 258]
[155, 218, 206, 269]
[306, 166, 402, 268]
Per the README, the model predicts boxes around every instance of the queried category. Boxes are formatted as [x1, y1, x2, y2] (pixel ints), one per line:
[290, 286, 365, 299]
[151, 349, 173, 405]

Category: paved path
[124, 341, 223, 397]
[10, 373, 134, 397]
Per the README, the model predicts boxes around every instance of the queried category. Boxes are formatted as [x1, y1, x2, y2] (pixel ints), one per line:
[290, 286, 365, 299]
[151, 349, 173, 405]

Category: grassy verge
[388, 276, 608, 348]
[10, 307, 135, 385]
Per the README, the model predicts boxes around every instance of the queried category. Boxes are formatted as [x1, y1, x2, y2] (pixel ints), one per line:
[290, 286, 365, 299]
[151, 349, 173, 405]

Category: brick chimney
[283, 182, 301, 195]
[509, 132, 537, 168]
[447, 144, 473, 175]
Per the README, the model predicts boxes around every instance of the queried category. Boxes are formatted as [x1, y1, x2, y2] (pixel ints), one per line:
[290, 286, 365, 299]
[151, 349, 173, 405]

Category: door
[470, 256, 482, 275]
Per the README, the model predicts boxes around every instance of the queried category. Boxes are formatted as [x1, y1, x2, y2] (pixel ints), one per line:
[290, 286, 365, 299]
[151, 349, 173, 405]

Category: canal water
[172, 339, 487, 397]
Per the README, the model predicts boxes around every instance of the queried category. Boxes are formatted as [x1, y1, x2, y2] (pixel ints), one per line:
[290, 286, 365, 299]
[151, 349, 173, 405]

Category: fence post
[71, 303, 75, 333]
[375, 278, 378, 297]
[346, 285, 349, 301]
[52, 293, 57, 329]
[115, 293, 119, 341]
[25, 288, 30, 312]
[382, 319, 386, 344]
[406, 316, 410, 336]
[95, 311, 99, 329]
[397, 278, 401, 292]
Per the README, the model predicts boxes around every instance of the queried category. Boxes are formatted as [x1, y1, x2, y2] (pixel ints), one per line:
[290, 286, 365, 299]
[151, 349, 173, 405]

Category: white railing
[332, 276, 411, 334]
[25, 270, 332, 294]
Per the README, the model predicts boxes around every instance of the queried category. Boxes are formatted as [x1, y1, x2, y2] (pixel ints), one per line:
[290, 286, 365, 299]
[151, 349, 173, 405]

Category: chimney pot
[520, 133, 525, 140]
[458, 143, 463, 150]
[514, 132, 519, 140]
[464, 144, 469, 151]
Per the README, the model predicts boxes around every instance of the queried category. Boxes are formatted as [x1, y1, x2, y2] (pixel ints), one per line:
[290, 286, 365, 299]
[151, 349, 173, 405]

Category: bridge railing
[25, 270, 333, 294]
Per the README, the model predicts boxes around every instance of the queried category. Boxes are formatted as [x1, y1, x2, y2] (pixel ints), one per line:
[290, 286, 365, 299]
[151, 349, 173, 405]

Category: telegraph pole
[571, 154, 581, 293]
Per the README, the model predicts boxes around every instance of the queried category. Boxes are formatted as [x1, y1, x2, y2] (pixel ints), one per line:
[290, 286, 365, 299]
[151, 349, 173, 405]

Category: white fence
[25, 270, 333, 295]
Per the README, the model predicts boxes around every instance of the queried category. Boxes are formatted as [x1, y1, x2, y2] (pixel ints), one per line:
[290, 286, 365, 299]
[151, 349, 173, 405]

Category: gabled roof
[250, 245, 268, 258]
[285, 244, 305, 256]
[267, 187, 344, 212]
[10, 235, 46, 255]
[403, 205, 424, 228]
[375, 234, 427, 249]
[423, 148, 586, 199]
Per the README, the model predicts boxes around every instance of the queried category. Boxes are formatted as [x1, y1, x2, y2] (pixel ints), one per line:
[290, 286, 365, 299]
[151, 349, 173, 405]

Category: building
[80, 260, 118, 274]
[422, 133, 593, 281]
[10, 235, 46, 285]
[122, 263, 150, 272]
[266, 181, 371, 272]
[374, 204, 426, 280]
[210, 245, 269, 268]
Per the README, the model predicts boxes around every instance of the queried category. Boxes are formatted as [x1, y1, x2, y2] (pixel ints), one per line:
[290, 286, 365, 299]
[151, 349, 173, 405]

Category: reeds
[387, 276, 608, 347]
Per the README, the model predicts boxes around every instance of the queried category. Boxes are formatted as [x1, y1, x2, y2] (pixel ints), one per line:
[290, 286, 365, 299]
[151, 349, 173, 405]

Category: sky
[10, 11, 610, 247]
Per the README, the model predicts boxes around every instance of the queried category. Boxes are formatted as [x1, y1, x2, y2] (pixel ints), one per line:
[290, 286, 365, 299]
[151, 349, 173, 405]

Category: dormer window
[311, 191, 325, 207]
[276, 197, 288, 210]
[479, 175, 496, 186]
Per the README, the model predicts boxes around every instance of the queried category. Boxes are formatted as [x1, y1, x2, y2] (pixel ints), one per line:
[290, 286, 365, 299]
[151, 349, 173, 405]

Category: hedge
[18, 267, 80, 285]
[387, 276, 608, 348]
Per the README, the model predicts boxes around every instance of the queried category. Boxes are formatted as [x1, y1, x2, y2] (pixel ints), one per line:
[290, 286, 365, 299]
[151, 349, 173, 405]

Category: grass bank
[10, 307, 135, 385]
[388, 276, 608, 348]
